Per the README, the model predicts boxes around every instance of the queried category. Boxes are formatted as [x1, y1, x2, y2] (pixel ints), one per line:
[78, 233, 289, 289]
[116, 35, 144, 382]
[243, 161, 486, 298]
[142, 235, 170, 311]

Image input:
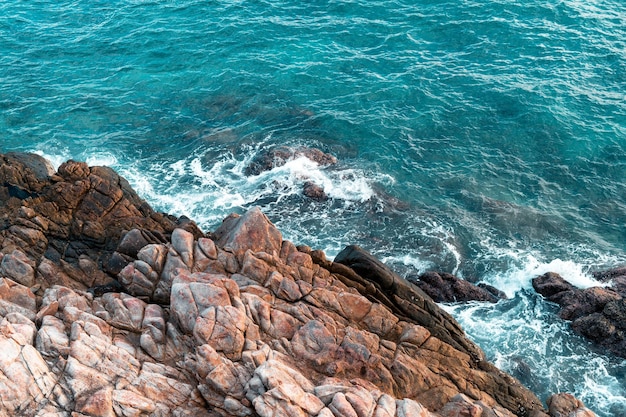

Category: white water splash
[485, 255, 608, 298]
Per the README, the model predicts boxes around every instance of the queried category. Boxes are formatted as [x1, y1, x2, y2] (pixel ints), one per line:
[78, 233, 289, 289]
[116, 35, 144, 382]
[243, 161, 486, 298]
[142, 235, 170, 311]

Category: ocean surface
[1, 0, 625, 414]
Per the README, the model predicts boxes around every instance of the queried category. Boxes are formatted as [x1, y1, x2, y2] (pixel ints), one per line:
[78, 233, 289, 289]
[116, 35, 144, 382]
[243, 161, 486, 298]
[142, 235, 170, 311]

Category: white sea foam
[579, 360, 626, 416]
[109, 144, 388, 237]
[248, 156, 376, 203]
[33, 149, 118, 171]
[32, 150, 69, 171]
[381, 254, 434, 274]
[85, 152, 118, 167]
[481, 253, 609, 298]
[445, 294, 626, 415]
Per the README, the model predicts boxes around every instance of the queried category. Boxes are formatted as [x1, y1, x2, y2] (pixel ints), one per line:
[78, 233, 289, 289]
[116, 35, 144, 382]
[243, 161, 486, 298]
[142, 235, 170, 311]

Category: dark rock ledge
[0, 153, 595, 417]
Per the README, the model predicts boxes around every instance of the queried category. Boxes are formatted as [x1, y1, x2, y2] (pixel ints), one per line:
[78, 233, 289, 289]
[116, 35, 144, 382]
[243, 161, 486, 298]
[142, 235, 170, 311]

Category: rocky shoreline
[0, 153, 596, 417]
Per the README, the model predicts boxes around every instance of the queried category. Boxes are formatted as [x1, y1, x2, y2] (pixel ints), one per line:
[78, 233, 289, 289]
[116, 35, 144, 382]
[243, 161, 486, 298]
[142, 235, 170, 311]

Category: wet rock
[533, 271, 626, 358]
[410, 271, 506, 303]
[244, 146, 338, 176]
[532, 272, 577, 298]
[333, 245, 486, 360]
[303, 181, 327, 201]
[5, 152, 55, 180]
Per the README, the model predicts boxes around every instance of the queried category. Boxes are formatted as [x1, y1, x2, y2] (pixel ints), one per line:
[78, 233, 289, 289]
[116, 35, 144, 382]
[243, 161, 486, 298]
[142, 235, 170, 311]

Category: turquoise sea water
[1, 1, 625, 414]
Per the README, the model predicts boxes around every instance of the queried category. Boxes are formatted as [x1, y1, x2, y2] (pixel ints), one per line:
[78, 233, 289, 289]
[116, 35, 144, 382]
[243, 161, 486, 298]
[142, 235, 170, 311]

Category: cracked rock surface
[0, 153, 595, 417]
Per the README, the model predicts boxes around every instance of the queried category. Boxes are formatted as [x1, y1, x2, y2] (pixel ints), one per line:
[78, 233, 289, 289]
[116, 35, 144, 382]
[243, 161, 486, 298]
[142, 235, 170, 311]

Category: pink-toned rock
[267, 308, 299, 340]
[197, 237, 218, 260]
[140, 304, 166, 359]
[344, 386, 377, 417]
[439, 394, 482, 417]
[0, 336, 58, 412]
[398, 323, 431, 347]
[1, 312, 37, 346]
[137, 243, 168, 274]
[291, 319, 337, 368]
[36, 315, 70, 357]
[329, 392, 360, 417]
[0, 277, 37, 321]
[547, 393, 596, 417]
[374, 393, 397, 417]
[112, 389, 157, 415]
[75, 387, 114, 417]
[267, 271, 303, 301]
[100, 292, 146, 332]
[248, 359, 323, 417]
[155, 247, 190, 302]
[194, 306, 247, 360]
[396, 398, 432, 417]
[242, 293, 273, 333]
[337, 291, 372, 321]
[214, 207, 283, 259]
[361, 302, 400, 337]
[194, 237, 219, 272]
[241, 250, 273, 284]
[172, 228, 195, 268]
[118, 260, 157, 297]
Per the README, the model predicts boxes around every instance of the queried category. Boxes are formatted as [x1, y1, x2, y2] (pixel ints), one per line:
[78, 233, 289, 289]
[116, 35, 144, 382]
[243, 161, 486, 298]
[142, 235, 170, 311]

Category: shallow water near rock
[1, 0, 625, 415]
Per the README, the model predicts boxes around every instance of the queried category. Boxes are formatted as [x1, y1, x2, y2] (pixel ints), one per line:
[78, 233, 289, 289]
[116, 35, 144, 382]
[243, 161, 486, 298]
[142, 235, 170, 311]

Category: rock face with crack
[0, 154, 596, 417]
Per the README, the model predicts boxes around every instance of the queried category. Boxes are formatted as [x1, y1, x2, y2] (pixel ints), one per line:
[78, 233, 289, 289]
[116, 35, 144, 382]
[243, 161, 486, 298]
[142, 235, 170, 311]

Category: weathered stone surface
[0, 155, 596, 417]
[0, 249, 35, 287]
[0, 277, 37, 321]
[547, 393, 596, 417]
[533, 271, 626, 358]
[213, 207, 283, 260]
[333, 245, 485, 362]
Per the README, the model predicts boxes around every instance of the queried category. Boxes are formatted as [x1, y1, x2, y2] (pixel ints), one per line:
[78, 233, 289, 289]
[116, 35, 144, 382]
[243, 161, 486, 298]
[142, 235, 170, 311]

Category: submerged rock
[303, 180, 327, 201]
[244, 146, 338, 176]
[244, 146, 337, 202]
[0, 154, 595, 417]
[532, 271, 626, 358]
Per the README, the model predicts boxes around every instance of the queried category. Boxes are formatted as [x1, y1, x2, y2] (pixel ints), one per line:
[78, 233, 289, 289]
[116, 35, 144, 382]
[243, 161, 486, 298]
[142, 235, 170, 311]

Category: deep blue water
[1, 1, 625, 415]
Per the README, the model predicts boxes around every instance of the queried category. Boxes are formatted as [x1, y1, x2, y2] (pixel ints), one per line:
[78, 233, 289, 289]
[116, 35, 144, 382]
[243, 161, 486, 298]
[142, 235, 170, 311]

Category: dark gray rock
[411, 271, 506, 303]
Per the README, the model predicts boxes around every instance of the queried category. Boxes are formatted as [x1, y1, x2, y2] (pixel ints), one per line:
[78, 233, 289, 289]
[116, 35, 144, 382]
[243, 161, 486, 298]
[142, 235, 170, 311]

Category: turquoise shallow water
[2, 0, 626, 414]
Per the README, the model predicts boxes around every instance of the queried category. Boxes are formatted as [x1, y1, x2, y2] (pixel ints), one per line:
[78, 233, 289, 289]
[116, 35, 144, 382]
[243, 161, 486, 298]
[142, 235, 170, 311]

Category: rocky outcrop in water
[533, 271, 626, 359]
[244, 146, 338, 177]
[0, 153, 596, 417]
[406, 271, 507, 304]
[244, 146, 336, 201]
